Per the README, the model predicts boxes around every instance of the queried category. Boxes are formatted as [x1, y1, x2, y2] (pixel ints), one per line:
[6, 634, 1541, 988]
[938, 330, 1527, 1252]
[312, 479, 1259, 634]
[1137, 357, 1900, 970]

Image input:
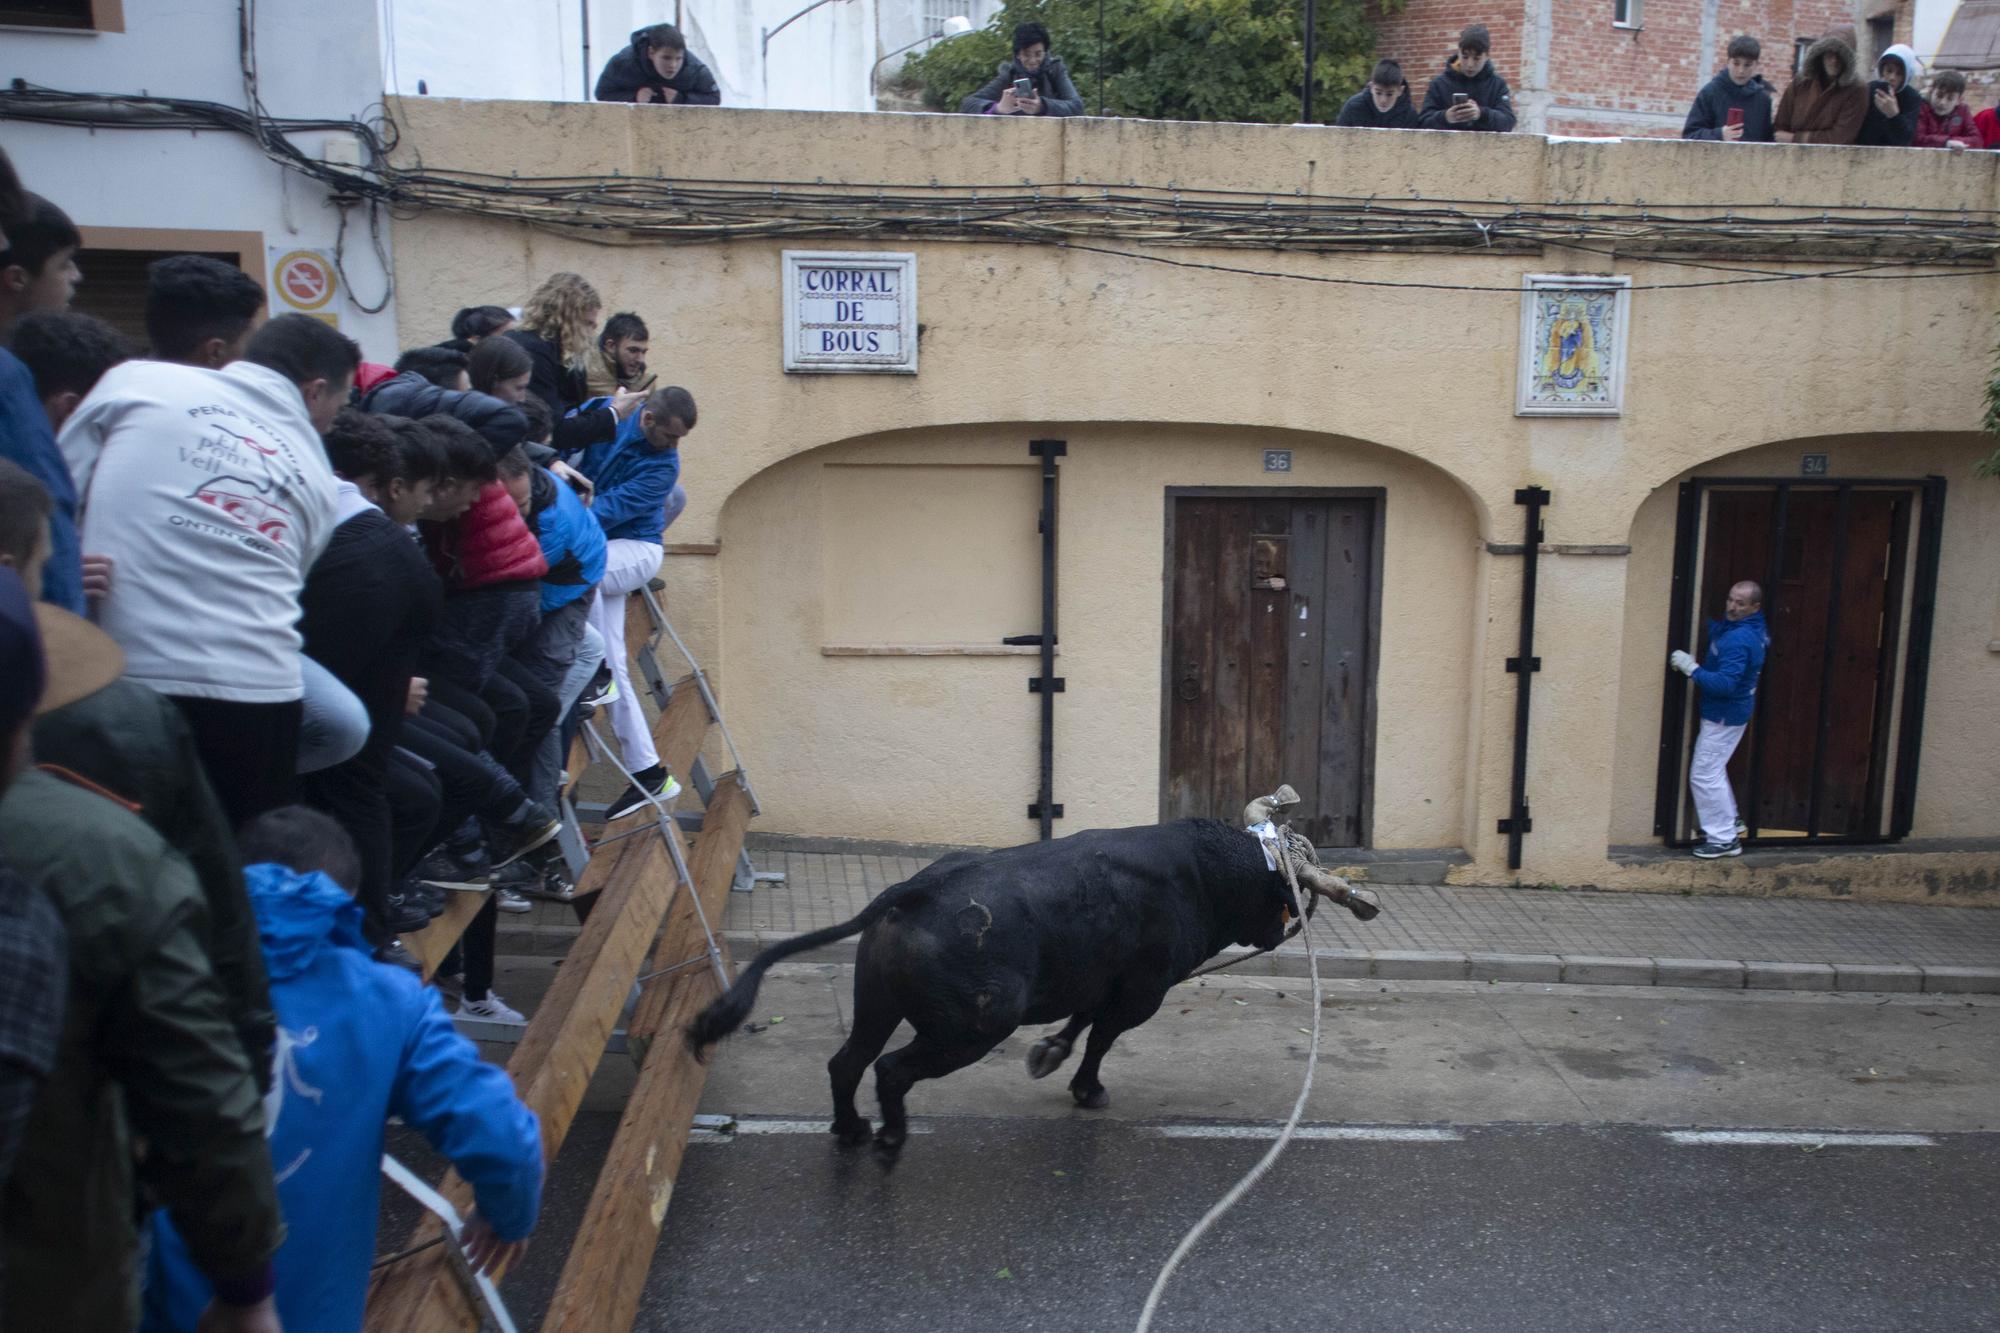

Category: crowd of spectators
[1333, 23, 1994, 150]
[0, 141, 700, 1330]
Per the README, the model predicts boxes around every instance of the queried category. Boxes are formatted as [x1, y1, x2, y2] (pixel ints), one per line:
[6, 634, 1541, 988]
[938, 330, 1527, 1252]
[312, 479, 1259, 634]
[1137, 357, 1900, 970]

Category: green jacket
[34, 678, 277, 1092]
[0, 770, 283, 1331]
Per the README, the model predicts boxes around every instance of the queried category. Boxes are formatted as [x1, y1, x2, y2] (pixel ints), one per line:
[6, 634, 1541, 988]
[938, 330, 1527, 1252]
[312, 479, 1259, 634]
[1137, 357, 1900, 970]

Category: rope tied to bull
[1134, 785, 1375, 1333]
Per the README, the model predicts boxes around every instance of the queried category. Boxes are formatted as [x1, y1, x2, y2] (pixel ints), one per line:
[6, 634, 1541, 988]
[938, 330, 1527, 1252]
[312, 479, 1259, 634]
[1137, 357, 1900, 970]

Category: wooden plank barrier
[366, 588, 756, 1332]
[540, 776, 752, 1333]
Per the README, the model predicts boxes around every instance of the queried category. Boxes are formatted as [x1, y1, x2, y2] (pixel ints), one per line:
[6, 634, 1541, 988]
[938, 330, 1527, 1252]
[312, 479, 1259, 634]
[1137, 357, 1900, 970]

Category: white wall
[1, 1, 400, 359]
[382, 0, 1003, 111]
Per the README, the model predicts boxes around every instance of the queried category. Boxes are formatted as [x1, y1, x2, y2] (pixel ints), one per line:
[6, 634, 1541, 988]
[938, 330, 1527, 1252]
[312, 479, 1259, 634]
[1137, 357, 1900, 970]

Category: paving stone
[1466, 952, 1563, 983]
[1560, 955, 1655, 986]
[1744, 961, 1836, 990]
[1370, 950, 1469, 981]
[1919, 966, 2000, 995]
[1652, 958, 1745, 989]
[1832, 963, 1925, 993]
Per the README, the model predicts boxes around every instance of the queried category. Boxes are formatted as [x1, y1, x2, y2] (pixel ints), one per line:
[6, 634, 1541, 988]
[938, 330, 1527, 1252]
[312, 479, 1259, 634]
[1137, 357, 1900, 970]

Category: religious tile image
[1516, 276, 1631, 416]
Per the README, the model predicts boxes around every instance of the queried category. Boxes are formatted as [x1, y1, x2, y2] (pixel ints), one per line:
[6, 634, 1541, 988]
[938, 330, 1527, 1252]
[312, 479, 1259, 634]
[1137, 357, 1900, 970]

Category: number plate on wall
[782, 251, 918, 375]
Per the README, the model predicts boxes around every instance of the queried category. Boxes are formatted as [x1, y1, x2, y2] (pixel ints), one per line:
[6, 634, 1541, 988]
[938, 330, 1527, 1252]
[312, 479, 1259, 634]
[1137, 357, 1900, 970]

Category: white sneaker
[458, 992, 527, 1024]
[495, 888, 533, 915]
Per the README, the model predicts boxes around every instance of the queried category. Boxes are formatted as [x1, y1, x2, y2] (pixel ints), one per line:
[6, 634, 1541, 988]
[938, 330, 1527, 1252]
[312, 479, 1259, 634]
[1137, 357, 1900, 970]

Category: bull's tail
[685, 877, 923, 1054]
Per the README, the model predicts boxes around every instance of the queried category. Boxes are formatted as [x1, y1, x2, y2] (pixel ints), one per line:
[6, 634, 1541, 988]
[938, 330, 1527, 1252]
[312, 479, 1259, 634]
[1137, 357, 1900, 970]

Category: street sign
[268, 248, 337, 313]
[781, 251, 918, 374]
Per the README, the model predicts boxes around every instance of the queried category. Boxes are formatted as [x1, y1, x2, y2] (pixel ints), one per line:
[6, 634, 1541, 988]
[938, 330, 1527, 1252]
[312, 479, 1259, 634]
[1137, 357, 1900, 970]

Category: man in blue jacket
[1670, 580, 1770, 858]
[144, 807, 543, 1333]
[572, 386, 697, 821]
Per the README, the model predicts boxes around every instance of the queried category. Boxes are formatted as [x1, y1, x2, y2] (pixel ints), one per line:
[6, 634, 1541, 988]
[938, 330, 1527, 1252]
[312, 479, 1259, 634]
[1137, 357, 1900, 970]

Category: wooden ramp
[366, 587, 759, 1333]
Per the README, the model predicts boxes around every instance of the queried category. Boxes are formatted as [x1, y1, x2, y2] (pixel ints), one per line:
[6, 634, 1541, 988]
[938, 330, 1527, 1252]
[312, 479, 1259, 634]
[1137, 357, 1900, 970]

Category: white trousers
[586, 538, 665, 773]
[1689, 719, 1748, 844]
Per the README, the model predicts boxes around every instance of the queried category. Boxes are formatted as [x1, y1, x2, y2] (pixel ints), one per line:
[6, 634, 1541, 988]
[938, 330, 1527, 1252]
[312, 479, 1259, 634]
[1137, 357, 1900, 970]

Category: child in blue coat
[144, 807, 543, 1333]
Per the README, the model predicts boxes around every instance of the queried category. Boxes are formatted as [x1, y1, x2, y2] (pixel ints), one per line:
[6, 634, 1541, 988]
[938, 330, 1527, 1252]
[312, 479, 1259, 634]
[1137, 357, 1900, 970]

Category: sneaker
[1692, 838, 1742, 859]
[603, 767, 682, 821]
[417, 850, 491, 893]
[496, 888, 533, 914]
[1735, 817, 1749, 841]
[578, 667, 618, 711]
[486, 804, 562, 871]
[458, 992, 527, 1024]
[375, 941, 425, 974]
[407, 877, 446, 918]
[383, 889, 431, 934]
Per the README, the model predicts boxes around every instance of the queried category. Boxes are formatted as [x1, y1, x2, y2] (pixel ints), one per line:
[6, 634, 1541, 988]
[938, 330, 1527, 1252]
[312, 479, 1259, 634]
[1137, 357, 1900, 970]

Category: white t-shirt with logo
[61, 359, 337, 703]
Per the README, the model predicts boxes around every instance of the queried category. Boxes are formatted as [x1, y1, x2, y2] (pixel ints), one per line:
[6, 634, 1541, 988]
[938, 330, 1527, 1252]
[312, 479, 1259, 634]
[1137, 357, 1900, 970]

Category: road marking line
[688, 1119, 935, 1143]
[1150, 1125, 1462, 1142]
[1664, 1130, 1935, 1147]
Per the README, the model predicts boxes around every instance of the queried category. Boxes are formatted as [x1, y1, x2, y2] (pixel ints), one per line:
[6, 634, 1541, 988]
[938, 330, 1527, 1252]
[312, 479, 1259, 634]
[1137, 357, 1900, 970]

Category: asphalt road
[389, 967, 2000, 1332]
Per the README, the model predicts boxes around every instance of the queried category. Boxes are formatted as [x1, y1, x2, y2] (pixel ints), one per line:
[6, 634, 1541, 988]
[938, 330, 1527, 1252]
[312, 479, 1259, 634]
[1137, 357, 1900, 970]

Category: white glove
[1669, 650, 1697, 677]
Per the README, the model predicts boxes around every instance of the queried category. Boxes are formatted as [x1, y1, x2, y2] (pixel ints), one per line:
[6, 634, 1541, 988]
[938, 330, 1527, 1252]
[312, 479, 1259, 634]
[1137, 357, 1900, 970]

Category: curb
[494, 923, 2000, 995]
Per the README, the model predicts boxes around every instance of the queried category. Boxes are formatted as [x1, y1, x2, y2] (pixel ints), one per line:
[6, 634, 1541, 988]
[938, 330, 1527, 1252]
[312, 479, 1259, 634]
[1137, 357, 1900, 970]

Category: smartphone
[630, 372, 657, 393]
[1451, 92, 1471, 104]
[1725, 107, 1745, 128]
[1013, 77, 1033, 97]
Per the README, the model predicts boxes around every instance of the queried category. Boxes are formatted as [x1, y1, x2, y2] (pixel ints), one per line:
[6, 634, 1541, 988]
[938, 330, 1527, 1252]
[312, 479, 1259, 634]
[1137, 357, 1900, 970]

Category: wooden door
[1165, 495, 1376, 846]
[1697, 488, 1906, 837]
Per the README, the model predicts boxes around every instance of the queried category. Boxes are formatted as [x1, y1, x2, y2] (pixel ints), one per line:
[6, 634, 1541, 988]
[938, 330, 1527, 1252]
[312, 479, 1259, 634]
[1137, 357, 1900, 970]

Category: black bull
[687, 818, 1378, 1151]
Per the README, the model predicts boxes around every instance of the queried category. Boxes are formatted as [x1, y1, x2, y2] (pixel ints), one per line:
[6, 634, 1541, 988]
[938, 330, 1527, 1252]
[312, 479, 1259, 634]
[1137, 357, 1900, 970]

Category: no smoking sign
[269, 248, 337, 313]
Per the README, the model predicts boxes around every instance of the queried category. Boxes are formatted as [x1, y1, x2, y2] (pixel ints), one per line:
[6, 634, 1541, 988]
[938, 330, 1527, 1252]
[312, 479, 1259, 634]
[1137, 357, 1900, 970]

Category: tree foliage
[898, 0, 1382, 126]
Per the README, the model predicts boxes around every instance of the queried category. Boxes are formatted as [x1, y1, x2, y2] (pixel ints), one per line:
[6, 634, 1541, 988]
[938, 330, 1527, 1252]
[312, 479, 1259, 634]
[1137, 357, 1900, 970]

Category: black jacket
[1682, 71, 1774, 141]
[594, 32, 721, 104]
[961, 54, 1085, 116]
[1418, 58, 1516, 132]
[503, 328, 619, 454]
[299, 509, 442, 749]
[1335, 83, 1418, 129]
[359, 371, 528, 459]
[1857, 81, 1921, 146]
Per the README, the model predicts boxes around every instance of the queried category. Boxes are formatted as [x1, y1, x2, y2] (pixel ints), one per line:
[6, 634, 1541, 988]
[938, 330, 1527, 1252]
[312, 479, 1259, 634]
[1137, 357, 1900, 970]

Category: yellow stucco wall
[386, 99, 2000, 895]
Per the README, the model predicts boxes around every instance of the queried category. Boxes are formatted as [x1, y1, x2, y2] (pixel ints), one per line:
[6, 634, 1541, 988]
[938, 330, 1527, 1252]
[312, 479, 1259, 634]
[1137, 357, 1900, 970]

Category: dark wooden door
[1697, 488, 1907, 837]
[1165, 495, 1375, 846]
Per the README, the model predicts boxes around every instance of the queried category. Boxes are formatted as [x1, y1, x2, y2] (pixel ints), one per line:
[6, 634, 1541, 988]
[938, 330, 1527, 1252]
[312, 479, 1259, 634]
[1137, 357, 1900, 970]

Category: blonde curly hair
[520, 271, 603, 367]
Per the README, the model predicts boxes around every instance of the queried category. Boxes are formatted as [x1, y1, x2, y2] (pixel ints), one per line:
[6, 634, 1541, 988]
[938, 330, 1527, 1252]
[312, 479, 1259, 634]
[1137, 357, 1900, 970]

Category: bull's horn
[1242, 784, 1302, 826]
[1296, 863, 1382, 923]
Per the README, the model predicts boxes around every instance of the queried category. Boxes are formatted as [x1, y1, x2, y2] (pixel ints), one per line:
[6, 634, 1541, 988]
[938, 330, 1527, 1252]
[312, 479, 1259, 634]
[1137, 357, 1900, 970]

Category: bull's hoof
[1345, 892, 1381, 922]
[873, 1125, 908, 1153]
[831, 1117, 873, 1147]
[1070, 1085, 1110, 1110]
[1026, 1036, 1072, 1080]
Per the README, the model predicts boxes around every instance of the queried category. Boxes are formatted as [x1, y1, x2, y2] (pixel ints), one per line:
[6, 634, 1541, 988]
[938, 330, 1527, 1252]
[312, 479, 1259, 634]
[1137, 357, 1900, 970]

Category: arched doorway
[1651, 472, 1945, 846]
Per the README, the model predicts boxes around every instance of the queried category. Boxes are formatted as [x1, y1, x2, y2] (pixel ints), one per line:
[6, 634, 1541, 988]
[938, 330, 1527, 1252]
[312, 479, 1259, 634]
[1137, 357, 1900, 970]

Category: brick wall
[1370, 0, 1917, 137]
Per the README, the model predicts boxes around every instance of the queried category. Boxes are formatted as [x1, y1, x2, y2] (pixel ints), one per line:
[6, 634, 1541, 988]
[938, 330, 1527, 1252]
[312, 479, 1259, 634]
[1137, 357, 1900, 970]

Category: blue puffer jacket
[1692, 610, 1768, 726]
[144, 864, 543, 1333]
[528, 465, 607, 612]
[1, 349, 82, 611]
[572, 400, 681, 545]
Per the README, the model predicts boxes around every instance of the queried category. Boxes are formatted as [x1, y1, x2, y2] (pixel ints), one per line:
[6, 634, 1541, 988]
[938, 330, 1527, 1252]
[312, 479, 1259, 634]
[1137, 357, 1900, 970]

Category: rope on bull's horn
[1133, 811, 1328, 1333]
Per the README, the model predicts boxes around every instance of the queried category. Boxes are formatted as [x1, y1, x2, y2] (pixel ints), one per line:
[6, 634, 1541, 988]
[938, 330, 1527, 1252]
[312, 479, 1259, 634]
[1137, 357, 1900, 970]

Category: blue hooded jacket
[572, 399, 681, 545]
[1692, 610, 1769, 726]
[528, 465, 607, 613]
[144, 864, 542, 1333]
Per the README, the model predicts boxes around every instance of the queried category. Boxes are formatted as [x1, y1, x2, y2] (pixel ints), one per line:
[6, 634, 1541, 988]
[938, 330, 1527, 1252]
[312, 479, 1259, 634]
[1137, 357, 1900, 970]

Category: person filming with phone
[1418, 25, 1516, 132]
[1682, 35, 1774, 142]
[960, 22, 1085, 117]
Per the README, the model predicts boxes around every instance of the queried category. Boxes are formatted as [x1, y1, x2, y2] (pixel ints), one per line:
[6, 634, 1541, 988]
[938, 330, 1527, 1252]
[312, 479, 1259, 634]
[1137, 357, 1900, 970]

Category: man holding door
[1670, 580, 1769, 858]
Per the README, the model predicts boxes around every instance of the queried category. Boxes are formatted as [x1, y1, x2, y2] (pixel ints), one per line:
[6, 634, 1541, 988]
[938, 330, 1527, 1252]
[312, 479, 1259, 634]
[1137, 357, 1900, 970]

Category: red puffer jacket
[423, 481, 548, 592]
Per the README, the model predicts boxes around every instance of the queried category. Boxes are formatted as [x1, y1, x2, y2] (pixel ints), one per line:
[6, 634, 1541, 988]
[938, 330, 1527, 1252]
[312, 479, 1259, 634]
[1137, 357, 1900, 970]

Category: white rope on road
[1133, 830, 1327, 1333]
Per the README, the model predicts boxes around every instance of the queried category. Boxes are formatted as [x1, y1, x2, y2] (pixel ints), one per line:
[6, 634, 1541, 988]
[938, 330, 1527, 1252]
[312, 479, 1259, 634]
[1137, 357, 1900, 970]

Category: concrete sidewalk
[498, 841, 2000, 994]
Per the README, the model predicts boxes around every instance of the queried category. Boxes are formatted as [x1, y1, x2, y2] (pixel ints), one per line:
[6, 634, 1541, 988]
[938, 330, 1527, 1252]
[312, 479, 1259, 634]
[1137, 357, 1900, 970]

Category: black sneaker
[375, 941, 425, 974]
[410, 878, 446, 918]
[578, 664, 617, 712]
[1692, 838, 1742, 859]
[382, 890, 431, 934]
[416, 850, 491, 892]
[486, 804, 562, 871]
[496, 859, 577, 903]
[603, 767, 682, 821]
